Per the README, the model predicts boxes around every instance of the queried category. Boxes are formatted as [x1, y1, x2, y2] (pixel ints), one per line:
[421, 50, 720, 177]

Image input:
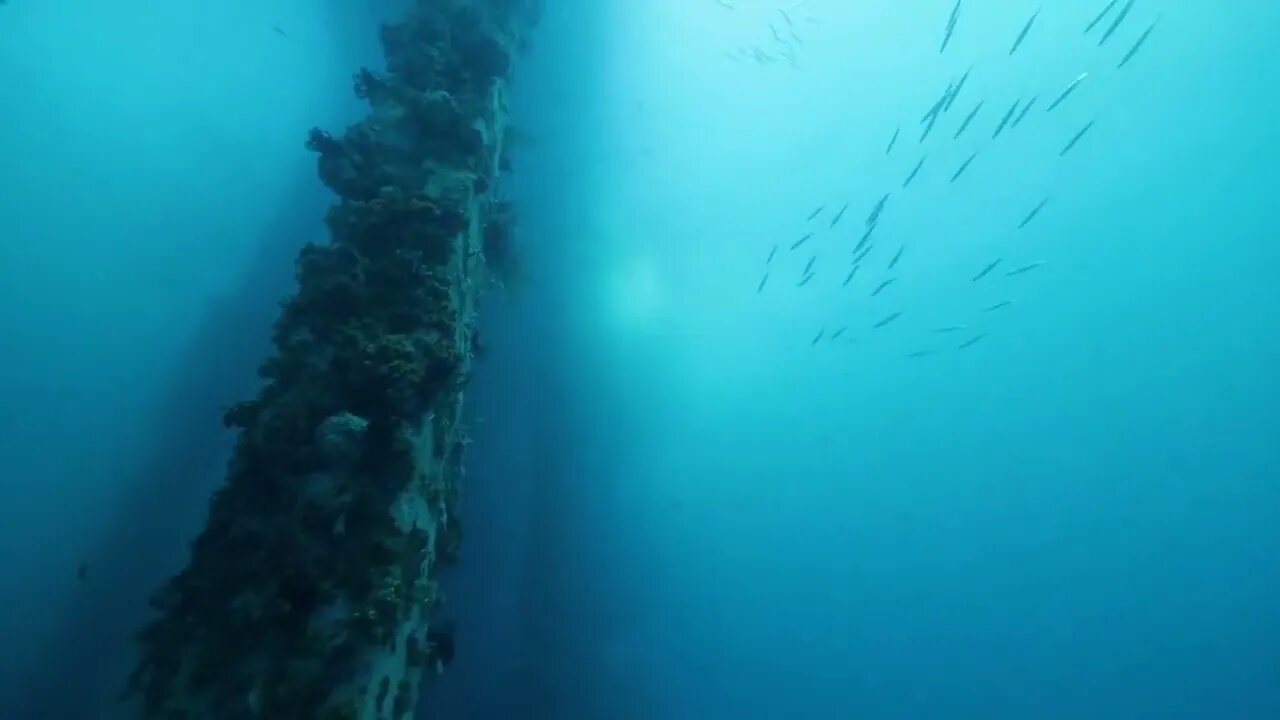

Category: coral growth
[126, 2, 539, 718]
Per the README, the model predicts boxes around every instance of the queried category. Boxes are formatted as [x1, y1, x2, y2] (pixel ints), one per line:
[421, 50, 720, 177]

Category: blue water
[3, 1, 1278, 718]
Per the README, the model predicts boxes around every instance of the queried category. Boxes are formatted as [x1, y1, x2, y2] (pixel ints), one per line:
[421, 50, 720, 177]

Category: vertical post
[126, 2, 539, 718]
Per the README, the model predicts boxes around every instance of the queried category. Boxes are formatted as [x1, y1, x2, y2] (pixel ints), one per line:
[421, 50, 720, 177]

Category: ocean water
[3, 0, 1278, 718]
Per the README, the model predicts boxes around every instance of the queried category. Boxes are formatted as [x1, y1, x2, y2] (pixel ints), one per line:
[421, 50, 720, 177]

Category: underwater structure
[125, 1, 538, 717]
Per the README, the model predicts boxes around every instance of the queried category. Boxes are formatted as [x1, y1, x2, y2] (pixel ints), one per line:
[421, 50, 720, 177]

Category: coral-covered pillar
[126, 2, 539, 718]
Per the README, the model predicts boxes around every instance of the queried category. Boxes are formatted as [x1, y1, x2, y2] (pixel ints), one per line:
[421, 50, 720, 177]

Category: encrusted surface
[126, 2, 539, 718]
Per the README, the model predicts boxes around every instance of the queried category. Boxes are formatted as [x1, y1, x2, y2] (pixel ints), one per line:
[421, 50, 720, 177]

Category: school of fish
[741, 0, 1159, 358]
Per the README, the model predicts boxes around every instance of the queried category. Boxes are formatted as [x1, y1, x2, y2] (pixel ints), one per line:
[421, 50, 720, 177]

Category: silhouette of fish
[428, 621, 456, 667]
[1009, 9, 1039, 55]
[1118, 21, 1158, 68]
[1084, 0, 1119, 34]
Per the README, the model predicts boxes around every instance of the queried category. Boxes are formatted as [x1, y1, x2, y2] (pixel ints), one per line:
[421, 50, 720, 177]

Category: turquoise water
[3, 0, 1279, 718]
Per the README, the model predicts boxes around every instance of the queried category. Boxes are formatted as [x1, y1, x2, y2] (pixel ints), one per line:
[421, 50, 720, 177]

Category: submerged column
[126, 1, 539, 718]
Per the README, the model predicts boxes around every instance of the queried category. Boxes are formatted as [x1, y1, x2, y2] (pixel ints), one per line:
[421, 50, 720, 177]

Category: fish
[1059, 120, 1095, 156]
[854, 225, 875, 254]
[886, 127, 900, 155]
[1098, 0, 1136, 46]
[940, 0, 962, 53]
[766, 245, 778, 264]
[950, 152, 978, 182]
[992, 99, 1020, 139]
[829, 202, 850, 228]
[1117, 20, 1158, 68]
[971, 258, 1002, 281]
[757, 273, 769, 293]
[873, 311, 903, 329]
[1046, 72, 1087, 112]
[797, 273, 815, 287]
[811, 329, 825, 345]
[1017, 198, 1049, 228]
[779, 9, 795, 28]
[943, 66, 973, 113]
[716, 0, 735, 8]
[903, 156, 926, 188]
[1010, 96, 1037, 128]
[958, 334, 986, 349]
[791, 233, 814, 250]
[1084, 0, 1119, 33]
[906, 350, 936, 358]
[871, 278, 897, 296]
[983, 299, 1014, 312]
[806, 206, 824, 221]
[1009, 9, 1039, 55]
[888, 245, 905, 270]
[852, 243, 875, 265]
[921, 82, 955, 125]
[428, 620, 457, 667]
[842, 265, 859, 286]
[803, 256, 817, 275]
[77, 561, 89, 584]
[1004, 260, 1045, 276]
[932, 325, 968, 333]
[919, 111, 942, 143]
[953, 101, 983, 139]
[769, 23, 787, 45]
[866, 193, 890, 226]
[272, 25, 289, 38]
[830, 327, 847, 340]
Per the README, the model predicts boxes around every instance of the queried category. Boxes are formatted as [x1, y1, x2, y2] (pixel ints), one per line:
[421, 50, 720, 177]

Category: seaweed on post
[125, 2, 540, 718]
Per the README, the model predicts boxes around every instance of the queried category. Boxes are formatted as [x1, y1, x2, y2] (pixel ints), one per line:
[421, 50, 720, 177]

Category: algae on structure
[126, 1, 541, 718]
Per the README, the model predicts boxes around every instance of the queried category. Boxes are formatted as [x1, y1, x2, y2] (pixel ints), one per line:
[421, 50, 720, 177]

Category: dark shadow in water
[11, 180, 329, 719]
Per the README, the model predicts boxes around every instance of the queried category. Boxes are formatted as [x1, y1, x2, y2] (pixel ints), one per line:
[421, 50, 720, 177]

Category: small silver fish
[1098, 0, 1136, 46]
[903, 156, 926, 188]
[1117, 20, 1158, 68]
[954, 101, 983, 140]
[1046, 72, 1087, 112]
[1004, 261, 1045, 276]
[971, 258, 1001, 281]
[887, 245, 905, 270]
[950, 152, 978, 182]
[1084, 0, 1119, 34]
[873, 311, 903, 329]
[1060, 121, 1094, 156]
[992, 99, 1020, 139]
[1017, 198, 1049, 228]
[1009, 9, 1039, 55]
[1010, 96, 1037, 128]
[829, 203, 850, 228]
[852, 243, 875, 265]
[871, 278, 897, 297]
